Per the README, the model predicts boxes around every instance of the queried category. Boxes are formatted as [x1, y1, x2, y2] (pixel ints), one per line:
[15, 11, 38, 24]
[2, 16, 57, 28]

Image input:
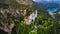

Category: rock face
[16, 0, 33, 7]
[0, 0, 33, 7]
[0, 9, 27, 34]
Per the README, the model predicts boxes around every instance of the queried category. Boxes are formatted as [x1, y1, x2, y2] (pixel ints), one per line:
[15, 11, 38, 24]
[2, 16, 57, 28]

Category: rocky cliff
[16, 0, 33, 7]
[0, 9, 26, 34]
[0, 0, 33, 7]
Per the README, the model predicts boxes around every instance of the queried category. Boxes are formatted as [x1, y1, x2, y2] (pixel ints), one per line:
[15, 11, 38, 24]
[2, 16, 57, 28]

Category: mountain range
[0, 0, 60, 19]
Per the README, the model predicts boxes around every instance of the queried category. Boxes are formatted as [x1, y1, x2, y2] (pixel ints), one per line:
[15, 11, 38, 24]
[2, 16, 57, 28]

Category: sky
[33, 0, 60, 5]
[33, 0, 60, 2]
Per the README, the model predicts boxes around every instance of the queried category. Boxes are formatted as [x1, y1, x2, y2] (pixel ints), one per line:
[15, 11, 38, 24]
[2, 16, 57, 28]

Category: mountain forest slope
[0, 0, 60, 34]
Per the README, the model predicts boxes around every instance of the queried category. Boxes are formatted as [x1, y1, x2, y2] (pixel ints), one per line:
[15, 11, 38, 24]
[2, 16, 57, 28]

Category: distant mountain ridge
[33, 2, 60, 10]
[0, 0, 60, 19]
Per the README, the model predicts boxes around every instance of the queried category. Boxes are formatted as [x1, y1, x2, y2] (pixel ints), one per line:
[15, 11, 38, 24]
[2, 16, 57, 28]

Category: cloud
[33, 0, 42, 2]
[33, 0, 60, 2]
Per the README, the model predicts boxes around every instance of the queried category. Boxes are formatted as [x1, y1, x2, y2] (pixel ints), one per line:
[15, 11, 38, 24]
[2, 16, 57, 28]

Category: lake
[47, 7, 58, 12]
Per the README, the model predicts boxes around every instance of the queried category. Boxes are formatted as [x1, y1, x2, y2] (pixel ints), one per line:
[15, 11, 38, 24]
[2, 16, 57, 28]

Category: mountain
[33, 2, 60, 19]
[0, 0, 60, 34]
[0, 0, 60, 19]
[16, 0, 33, 7]
[0, 0, 33, 7]
[33, 2, 60, 10]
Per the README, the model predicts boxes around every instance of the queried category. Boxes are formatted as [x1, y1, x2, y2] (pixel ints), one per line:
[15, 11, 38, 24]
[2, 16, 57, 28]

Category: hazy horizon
[33, 0, 60, 5]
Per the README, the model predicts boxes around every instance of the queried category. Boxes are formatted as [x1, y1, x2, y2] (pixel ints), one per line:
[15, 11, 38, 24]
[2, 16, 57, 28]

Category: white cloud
[33, 0, 36, 1]
[33, 0, 42, 2]
[33, 0, 60, 2]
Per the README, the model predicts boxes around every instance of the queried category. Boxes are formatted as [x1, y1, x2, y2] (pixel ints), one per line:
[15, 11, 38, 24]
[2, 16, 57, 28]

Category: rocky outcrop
[0, 0, 33, 7]
[16, 0, 33, 7]
[0, 9, 27, 34]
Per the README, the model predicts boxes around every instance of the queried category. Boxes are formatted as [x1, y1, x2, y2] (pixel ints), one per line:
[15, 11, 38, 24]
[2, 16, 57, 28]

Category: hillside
[0, 0, 33, 8]
[0, 0, 60, 34]
[16, 0, 33, 7]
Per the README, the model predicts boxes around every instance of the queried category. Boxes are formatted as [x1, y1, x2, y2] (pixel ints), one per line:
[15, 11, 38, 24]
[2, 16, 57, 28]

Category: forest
[0, 0, 60, 34]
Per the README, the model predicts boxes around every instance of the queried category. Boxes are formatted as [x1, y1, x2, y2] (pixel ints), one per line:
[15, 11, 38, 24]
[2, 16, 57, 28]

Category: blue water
[33, 0, 59, 13]
[47, 7, 58, 12]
